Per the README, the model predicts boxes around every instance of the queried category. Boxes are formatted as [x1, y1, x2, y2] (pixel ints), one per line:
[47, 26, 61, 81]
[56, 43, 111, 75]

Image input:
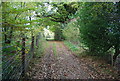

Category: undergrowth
[64, 41, 119, 79]
[64, 41, 79, 52]
[35, 37, 47, 58]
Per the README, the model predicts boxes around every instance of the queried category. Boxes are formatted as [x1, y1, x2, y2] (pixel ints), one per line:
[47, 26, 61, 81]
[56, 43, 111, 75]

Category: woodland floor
[27, 41, 119, 80]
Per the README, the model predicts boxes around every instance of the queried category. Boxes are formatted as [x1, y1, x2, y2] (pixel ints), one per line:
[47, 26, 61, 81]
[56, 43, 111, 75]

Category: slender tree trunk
[31, 33, 35, 57]
[36, 35, 38, 47]
[4, 34, 7, 43]
[4, 26, 8, 43]
[113, 36, 120, 62]
[31, 36, 34, 49]
[113, 44, 120, 62]
[21, 36, 25, 77]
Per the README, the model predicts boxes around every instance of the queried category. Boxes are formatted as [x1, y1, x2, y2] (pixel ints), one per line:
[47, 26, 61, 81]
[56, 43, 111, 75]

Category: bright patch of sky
[44, 3, 57, 13]
[47, 26, 50, 29]
[25, 27, 31, 29]
[44, 3, 53, 12]
[25, 23, 30, 25]
[25, 11, 36, 21]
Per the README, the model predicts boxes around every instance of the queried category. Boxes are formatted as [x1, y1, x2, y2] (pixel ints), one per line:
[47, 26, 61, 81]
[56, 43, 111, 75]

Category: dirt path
[27, 41, 96, 79]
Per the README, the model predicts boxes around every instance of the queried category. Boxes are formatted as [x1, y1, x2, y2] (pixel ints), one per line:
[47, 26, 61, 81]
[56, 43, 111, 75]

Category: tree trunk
[113, 44, 120, 62]
[4, 33, 7, 43]
[31, 35, 35, 57]
[113, 35, 120, 62]
[36, 35, 38, 47]
[4, 26, 8, 43]
[21, 37, 25, 77]
[31, 36, 34, 49]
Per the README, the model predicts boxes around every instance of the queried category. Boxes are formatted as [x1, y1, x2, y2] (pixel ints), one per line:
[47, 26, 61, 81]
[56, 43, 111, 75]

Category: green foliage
[63, 21, 79, 42]
[76, 2, 118, 55]
[48, 2, 79, 23]
[2, 2, 120, 72]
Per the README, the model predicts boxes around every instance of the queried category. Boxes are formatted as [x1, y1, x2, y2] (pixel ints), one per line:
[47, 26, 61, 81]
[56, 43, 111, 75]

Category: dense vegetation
[63, 2, 120, 62]
[77, 3, 120, 60]
[2, 2, 120, 79]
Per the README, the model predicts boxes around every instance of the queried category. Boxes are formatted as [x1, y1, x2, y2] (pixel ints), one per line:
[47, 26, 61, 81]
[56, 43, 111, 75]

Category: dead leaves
[27, 41, 119, 79]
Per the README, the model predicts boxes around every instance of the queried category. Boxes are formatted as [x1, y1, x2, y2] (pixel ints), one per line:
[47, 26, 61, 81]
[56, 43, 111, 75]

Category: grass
[64, 41, 86, 56]
[64, 41, 79, 52]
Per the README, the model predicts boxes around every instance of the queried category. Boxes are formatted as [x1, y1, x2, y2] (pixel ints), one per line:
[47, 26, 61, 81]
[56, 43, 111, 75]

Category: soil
[27, 41, 119, 80]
